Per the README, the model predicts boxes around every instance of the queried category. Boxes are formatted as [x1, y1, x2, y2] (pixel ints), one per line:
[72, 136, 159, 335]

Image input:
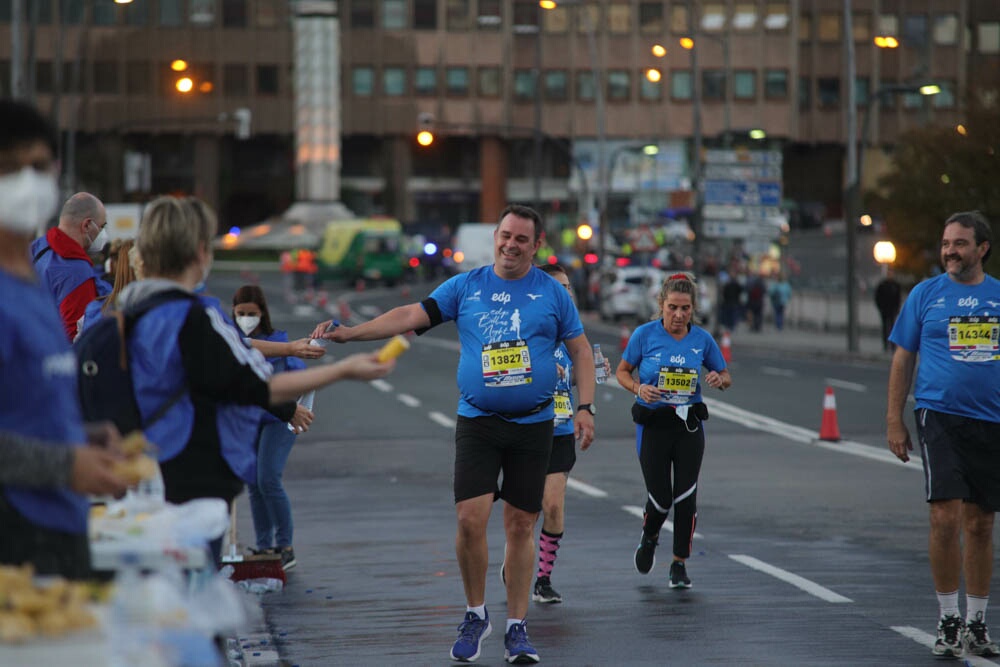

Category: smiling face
[941, 222, 987, 284]
[493, 213, 541, 279]
[661, 291, 694, 336]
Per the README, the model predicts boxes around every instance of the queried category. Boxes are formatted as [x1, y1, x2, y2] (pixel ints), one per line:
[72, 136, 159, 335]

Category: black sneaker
[933, 614, 965, 657]
[965, 613, 998, 656]
[279, 547, 297, 571]
[531, 576, 562, 604]
[634, 533, 658, 574]
[668, 560, 691, 589]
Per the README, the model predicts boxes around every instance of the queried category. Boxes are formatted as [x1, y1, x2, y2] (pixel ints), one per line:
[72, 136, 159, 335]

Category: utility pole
[689, 0, 703, 271]
[532, 7, 543, 214]
[843, 1, 860, 352]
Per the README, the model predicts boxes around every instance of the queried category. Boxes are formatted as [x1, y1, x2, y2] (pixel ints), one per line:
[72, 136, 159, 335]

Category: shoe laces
[940, 615, 964, 644]
[457, 613, 486, 640]
[968, 619, 991, 644]
[506, 622, 528, 647]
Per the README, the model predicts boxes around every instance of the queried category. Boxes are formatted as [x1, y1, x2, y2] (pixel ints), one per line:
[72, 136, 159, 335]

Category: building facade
[1, 0, 997, 232]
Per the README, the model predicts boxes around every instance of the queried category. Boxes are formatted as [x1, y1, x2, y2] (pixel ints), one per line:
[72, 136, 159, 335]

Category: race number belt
[482, 339, 532, 387]
[553, 390, 572, 424]
[948, 316, 999, 358]
[656, 366, 698, 404]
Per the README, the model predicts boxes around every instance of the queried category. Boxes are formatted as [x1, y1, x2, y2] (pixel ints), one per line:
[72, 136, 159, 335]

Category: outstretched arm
[323, 303, 432, 343]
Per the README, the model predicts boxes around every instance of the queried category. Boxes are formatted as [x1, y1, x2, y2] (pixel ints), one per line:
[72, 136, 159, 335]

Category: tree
[870, 92, 1000, 278]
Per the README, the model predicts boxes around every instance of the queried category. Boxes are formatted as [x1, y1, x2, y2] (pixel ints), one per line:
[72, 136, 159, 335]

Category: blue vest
[30, 236, 111, 307]
[130, 295, 258, 484]
[0, 271, 88, 534]
[251, 330, 307, 425]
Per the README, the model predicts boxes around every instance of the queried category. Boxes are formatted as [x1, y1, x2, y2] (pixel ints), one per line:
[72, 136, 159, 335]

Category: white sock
[467, 604, 487, 620]
[967, 594, 989, 624]
[937, 590, 961, 618]
[506, 618, 524, 633]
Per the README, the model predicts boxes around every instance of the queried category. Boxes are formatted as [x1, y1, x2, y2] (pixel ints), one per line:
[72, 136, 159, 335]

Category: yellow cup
[377, 335, 410, 362]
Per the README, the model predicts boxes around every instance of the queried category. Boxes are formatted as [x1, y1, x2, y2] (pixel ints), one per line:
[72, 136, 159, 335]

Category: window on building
[577, 4, 600, 35]
[877, 14, 898, 39]
[223, 63, 249, 96]
[700, 3, 725, 32]
[764, 2, 789, 30]
[62, 1, 85, 25]
[545, 70, 568, 101]
[257, 64, 279, 95]
[878, 80, 896, 109]
[854, 76, 869, 106]
[817, 77, 839, 108]
[609, 4, 630, 34]
[93, 0, 116, 26]
[478, 0, 501, 30]
[543, 6, 568, 33]
[383, 0, 406, 29]
[702, 70, 724, 100]
[576, 71, 596, 101]
[478, 66, 501, 96]
[415, 67, 437, 95]
[670, 5, 689, 34]
[733, 4, 756, 31]
[607, 70, 630, 101]
[818, 13, 840, 42]
[764, 69, 787, 99]
[190, 0, 215, 26]
[799, 13, 811, 41]
[124, 0, 148, 26]
[902, 90, 923, 109]
[932, 82, 955, 108]
[798, 76, 810, 110]
[979, 23, 1000, 54]
[513, 0, 538, 31]
[256, 0, 279, 28]
[63, 63, 82, 93]
[446, 66, 469, 95]
[852, 11, 870, 41]
[933, 15, 958, 45]
[159, 0, 183, 26]
[126, 61, 151, 94]
[93, 61, 118, 94]
[352, 0, 375, 28]
[903, 14, 928, 51]
[671, 70, 692, 100]
[514, 69, 535, 101]
[640, 74, 661, 101]
[414, 0, 436, 29]
[222, 0, 247, 27]
[734, 70, 755, 99]
[352, 66, 374, 96]
[34, 62, 53, 94]
[446, 0, 470, 30]
[383, 67, 406, 96]
[639, 2, 663, 35]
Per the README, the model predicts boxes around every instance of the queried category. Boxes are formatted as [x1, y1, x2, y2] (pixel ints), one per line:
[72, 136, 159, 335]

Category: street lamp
[873, 240, 896, 276]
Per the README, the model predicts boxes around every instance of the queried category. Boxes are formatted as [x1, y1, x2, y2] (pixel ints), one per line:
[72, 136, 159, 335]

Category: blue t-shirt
[552, 343, 575, 436]
[889, 272, 1000, 422]
[622, 321, 726, 408]
[426, 265, 584, 423]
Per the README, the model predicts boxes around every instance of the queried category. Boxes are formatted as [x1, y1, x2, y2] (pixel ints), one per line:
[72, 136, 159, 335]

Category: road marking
[823, 378, 867, 392]
[622, 505, 704, 539]
[890, 626, 999, 666]
[292, 304, 318, 317]
[728, 554, 852, 603]
[429, 411, 456, 429]
[761, 366, 797, 377]
[566, 478, 608, 498]
[397, 393, 421, 408]
[370, 379, 393, 393]
[357, 305, 382, 318]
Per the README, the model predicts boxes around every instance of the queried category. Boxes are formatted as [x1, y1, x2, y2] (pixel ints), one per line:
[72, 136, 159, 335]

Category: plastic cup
[377, 335, 410, 362]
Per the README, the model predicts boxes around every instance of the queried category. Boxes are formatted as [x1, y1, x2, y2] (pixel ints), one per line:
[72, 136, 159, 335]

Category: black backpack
[74, 289, 196, 434]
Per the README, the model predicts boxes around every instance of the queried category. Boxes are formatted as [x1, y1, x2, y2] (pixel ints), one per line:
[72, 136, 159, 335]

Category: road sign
[703, 149, 782, 165]
[703, 164, 782, 181]
[703, 180, 781, 207]
[702, 205, 782, 221]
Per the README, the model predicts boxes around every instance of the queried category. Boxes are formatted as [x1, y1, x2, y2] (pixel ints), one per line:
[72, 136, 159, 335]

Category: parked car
[599, 266, 714, 325]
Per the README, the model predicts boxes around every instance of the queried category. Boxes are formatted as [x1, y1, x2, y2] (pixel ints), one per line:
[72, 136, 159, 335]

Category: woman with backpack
[232, 285, 309, 571]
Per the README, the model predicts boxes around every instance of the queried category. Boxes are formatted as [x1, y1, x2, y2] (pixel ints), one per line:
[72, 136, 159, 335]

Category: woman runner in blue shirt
[614, 273, 731, 589]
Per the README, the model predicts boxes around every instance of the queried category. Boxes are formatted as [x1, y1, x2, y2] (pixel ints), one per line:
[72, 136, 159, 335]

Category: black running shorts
[916, 408, 1000, 511]
[454, 415, 553, 513]
[546, 434, 576, 475]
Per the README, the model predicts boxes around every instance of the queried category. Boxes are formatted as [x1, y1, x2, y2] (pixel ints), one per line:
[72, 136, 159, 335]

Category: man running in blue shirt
[887, 211, 1000, 659]
[314, 204, 596, 664]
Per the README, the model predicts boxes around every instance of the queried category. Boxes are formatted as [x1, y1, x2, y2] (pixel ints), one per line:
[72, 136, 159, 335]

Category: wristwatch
[576, 403, 596, 416]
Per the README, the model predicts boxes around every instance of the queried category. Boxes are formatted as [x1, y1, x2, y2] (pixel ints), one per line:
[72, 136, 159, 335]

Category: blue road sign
[703, 180, 782, 207]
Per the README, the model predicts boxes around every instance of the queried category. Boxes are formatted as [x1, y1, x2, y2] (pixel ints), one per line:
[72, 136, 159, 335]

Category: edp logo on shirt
[670, 354, 687, 365]
[958, 296, 979, 309]
[492, 292, 511, 305]
[42, 350, 77, 379]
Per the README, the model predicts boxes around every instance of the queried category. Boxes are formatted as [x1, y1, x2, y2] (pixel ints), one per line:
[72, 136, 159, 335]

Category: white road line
[760, 366, 797, 377]
[370, 379, 393, 393]
[429, 411, 456, 429]
[823, 378, 867, 393]
[728, 554, 852, 603]
[621, 505, 704, 539]
[566, 478, 609, 498]
[397, 393, 421, 408]
[890, 626, 999, 666]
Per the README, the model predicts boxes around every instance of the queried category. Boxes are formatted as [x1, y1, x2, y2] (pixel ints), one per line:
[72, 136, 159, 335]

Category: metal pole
[532, 8, 543, 213]
[689, 0, 703, 272]
[583, 7, 606, 302]
[722, 34, 731, 145]
[843, 0, 859, 353]
[10, 0, 24, 99]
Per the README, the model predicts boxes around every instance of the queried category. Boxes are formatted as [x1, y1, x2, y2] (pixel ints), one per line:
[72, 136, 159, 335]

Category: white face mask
[236, 315, 261, 336]
[0, 167, 59, 235]
[87, 223, 110, 253]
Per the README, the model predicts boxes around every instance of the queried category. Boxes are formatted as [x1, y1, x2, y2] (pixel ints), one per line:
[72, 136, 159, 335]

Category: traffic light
[416, 112, 435, 147]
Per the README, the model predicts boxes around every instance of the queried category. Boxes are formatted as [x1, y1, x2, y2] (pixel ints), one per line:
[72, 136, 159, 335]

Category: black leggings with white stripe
[636, 411, 705, 559]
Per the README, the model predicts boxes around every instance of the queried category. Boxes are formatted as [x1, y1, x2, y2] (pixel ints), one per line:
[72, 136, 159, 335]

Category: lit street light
[873, 240, 897, 277]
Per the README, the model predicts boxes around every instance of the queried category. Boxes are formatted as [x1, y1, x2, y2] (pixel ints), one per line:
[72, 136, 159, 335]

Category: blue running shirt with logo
[426, 265, 583, 423]
[622, 321, 725, 409]
[890, 272, 1000, 421]
[552, 343, 575, 436]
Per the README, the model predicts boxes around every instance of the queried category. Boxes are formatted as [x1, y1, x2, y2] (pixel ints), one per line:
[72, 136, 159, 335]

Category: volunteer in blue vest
[30, 191, 112, 341]
[312, 204, 596, 664]
[615, 273, 731, 589]
[0, 98, 129, 578]
[121, 195, 395, 562]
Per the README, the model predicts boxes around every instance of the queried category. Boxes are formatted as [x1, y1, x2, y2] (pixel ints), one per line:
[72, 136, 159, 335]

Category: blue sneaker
[450, 610, 492, 662]
[504, 621, 540, 664]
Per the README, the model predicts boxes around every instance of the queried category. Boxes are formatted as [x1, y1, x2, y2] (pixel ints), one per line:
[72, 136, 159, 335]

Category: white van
[451, 223, 496, 272]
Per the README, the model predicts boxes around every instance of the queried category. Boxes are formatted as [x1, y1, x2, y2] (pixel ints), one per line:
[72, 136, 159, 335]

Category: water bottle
[593, 344, 608, 384]
[309, 319, 340, 348]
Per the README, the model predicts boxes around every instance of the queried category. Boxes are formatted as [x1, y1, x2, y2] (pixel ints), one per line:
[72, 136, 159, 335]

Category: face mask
[87, 223, 110, 253]
[236, 315, 261, 336]
[0, 167, 59, 235]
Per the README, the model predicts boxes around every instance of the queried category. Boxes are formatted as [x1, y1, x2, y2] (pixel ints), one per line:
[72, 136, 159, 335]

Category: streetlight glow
[538, 0, 557, 8]
[749, 129, 767, 140]
[645, 68, 661, 83]
[175, 77, 194, 93]
[919, 84, 941, 96]
[416, 130, 435, 147]
[642, 144, 659, 156]
[651, 44, 667, 58]
[679, 37, 695, 50]
[577, 224, 594, 241]
[957, 124, 967, 135]
[874, 35, 899, 48]
[171, 59, 189, 72]
[873, 241, 897, 265]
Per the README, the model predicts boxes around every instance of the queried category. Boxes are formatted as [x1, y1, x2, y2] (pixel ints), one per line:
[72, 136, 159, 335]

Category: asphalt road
[207, 271, 994, 667]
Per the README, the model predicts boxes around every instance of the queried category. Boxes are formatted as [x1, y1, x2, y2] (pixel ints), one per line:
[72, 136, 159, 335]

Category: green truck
[317, 218, 405, 286]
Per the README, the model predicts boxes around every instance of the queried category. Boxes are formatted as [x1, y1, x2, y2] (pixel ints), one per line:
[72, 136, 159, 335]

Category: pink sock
[536, 530, 562, 579]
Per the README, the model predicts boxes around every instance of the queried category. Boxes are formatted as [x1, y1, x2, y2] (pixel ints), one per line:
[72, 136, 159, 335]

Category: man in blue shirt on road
[316, 204, 596, 664]
[886, 211, 1000, 659]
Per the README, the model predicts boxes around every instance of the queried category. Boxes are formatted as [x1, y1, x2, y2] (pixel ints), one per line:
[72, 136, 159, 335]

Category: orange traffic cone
[720, 330, 732, 364]
[819, 386, 841, 442]
[337, 298, 351, 323]
[619, 325, 631, 352]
